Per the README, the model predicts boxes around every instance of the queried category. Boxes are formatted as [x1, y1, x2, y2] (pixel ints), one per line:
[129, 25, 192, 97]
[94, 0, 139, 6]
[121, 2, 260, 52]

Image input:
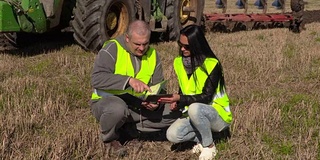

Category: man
[90, 20, 181, 156]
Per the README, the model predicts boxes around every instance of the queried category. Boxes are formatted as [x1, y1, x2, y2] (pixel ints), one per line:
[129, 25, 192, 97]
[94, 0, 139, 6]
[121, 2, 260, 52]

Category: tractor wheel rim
[106, 12, 117, 30]
[105, 2, 129, 38]
[180, 0, 190, 24]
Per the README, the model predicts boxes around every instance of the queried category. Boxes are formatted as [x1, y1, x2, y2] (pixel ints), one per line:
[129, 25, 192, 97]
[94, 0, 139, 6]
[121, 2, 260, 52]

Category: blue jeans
[166, 103, 230, 147]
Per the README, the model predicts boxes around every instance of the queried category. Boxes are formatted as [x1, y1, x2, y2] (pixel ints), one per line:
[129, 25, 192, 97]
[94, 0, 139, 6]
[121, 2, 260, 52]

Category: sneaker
[109, 140, 128, 157]
[192, 143, 203, 154]
[198, 144, 218, 160]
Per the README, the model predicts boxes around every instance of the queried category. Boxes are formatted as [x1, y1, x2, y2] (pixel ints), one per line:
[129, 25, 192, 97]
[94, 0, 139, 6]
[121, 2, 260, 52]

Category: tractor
[0, 0, 204, 52]
[0, 0, 304, 52]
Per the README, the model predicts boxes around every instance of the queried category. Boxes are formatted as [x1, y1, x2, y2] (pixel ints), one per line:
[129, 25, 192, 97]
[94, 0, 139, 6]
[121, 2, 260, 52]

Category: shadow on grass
[170, 128, 231, 152]
[1, 31, 165, 56]
[138, 129, 169, 142]
[1, 31, 77, 57]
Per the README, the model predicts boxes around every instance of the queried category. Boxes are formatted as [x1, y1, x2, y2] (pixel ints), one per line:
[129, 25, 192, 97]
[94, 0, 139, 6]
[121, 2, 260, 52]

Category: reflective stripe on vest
[91, 39, 157, 100]
[173, 56, 232, 123]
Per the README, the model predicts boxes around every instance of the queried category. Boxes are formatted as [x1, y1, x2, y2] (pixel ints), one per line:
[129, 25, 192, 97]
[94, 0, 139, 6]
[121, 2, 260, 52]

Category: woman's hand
[169, 102, 178, 111]
[141, 102, 159, 111]
[159, 93, 180, 103]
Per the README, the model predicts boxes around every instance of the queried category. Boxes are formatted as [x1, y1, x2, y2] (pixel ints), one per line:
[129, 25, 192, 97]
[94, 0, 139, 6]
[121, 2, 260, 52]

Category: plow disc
[205, 13, 293, 32]
[204, 0, 305, 33]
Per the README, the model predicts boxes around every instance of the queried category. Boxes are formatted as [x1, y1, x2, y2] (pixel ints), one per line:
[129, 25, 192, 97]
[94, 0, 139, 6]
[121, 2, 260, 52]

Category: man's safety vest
[173, 56, 232, 123]
[91, 39, 157, 100]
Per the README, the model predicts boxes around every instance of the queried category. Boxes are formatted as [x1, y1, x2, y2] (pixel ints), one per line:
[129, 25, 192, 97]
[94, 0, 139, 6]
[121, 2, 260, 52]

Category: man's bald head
[126, 20, 151, 38]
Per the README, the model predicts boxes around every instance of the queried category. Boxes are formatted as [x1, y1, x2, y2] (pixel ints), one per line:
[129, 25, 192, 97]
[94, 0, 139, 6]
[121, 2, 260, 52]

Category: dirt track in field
[303, 10, 320, 24]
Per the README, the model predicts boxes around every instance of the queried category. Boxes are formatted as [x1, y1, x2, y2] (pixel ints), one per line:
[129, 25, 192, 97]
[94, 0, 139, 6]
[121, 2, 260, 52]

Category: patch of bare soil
[303, 10, 320, 24]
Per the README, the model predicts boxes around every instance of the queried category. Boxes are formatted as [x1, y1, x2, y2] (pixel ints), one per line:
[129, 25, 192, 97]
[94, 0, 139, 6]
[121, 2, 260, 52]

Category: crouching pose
[90, 20, 181, 157]
[159, 25, 232, 160]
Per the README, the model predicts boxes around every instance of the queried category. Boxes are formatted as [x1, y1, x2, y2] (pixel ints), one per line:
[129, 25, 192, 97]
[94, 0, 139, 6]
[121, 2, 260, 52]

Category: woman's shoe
[198, 143, 218, 160]
[192, 143, 203, 154]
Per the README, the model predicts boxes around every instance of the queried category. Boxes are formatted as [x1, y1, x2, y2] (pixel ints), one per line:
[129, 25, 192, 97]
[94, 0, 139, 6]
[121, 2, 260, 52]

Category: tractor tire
[0, 33, 17, 51]
[290, 0, 305, 33]
[164, 0, 205, 41]
[72, 0, 135, 52]
[291, 0, 304, 12]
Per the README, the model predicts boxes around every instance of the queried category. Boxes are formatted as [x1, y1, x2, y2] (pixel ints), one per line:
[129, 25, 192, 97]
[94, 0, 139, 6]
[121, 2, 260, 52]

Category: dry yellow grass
[1, 1, 320, 159]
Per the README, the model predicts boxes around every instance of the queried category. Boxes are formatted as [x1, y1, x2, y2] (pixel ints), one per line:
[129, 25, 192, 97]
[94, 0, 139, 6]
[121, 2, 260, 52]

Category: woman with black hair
[159, 25, 232, 160]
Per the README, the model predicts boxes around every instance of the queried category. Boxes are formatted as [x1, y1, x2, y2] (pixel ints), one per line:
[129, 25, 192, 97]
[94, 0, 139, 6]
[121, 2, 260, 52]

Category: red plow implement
[204, 0, 304, 32]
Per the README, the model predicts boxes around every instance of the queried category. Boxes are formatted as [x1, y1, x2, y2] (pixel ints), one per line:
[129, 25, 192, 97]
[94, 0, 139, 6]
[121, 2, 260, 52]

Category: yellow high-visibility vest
[174, 56, 232, 123]
[91, 39, 157, 100]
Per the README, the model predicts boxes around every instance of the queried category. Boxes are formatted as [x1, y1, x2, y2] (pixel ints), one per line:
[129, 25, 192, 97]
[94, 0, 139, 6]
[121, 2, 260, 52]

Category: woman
[159, 25, 232, 160]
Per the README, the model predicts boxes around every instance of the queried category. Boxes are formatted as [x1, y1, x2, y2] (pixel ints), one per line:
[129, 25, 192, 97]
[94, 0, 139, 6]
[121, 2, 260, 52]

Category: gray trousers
[91, 96, 181, 142]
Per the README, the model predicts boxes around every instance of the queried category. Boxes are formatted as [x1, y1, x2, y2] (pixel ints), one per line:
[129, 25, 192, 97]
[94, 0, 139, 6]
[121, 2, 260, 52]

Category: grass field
[1, 1, 320, 159]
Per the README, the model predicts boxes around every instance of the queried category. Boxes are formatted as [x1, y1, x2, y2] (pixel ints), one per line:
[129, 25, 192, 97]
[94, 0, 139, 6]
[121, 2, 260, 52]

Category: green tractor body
[0, 0, 45, 32]
[0, 0, 205, 52]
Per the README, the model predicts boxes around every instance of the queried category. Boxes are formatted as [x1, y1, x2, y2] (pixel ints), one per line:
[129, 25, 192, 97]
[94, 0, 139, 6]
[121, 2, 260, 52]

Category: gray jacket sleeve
[91, 41, 131, 90]
[91, 40, 164, 91]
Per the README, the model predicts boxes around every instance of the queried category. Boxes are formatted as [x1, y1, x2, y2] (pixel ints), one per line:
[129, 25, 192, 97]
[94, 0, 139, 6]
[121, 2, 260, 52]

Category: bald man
[90, 20, 181, 156]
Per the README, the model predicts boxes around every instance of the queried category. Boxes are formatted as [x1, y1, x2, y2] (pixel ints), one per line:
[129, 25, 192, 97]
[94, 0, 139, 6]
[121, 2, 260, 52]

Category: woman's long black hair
[179, 24, 226, 93]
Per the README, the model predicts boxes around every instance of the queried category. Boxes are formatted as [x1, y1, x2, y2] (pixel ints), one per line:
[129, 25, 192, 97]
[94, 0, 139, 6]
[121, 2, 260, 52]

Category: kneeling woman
[159, 25, 232, 160]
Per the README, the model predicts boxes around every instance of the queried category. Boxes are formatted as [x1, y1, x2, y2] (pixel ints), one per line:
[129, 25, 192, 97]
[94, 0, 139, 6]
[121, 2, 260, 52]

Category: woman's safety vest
[91, 39, 157, 100]
[173, 56, 232, 123]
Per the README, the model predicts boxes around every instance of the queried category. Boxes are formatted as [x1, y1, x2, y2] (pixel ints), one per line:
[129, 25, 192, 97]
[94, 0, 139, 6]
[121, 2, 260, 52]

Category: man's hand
[141, 102, 159, 111]
[128, 78, 152, 93]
